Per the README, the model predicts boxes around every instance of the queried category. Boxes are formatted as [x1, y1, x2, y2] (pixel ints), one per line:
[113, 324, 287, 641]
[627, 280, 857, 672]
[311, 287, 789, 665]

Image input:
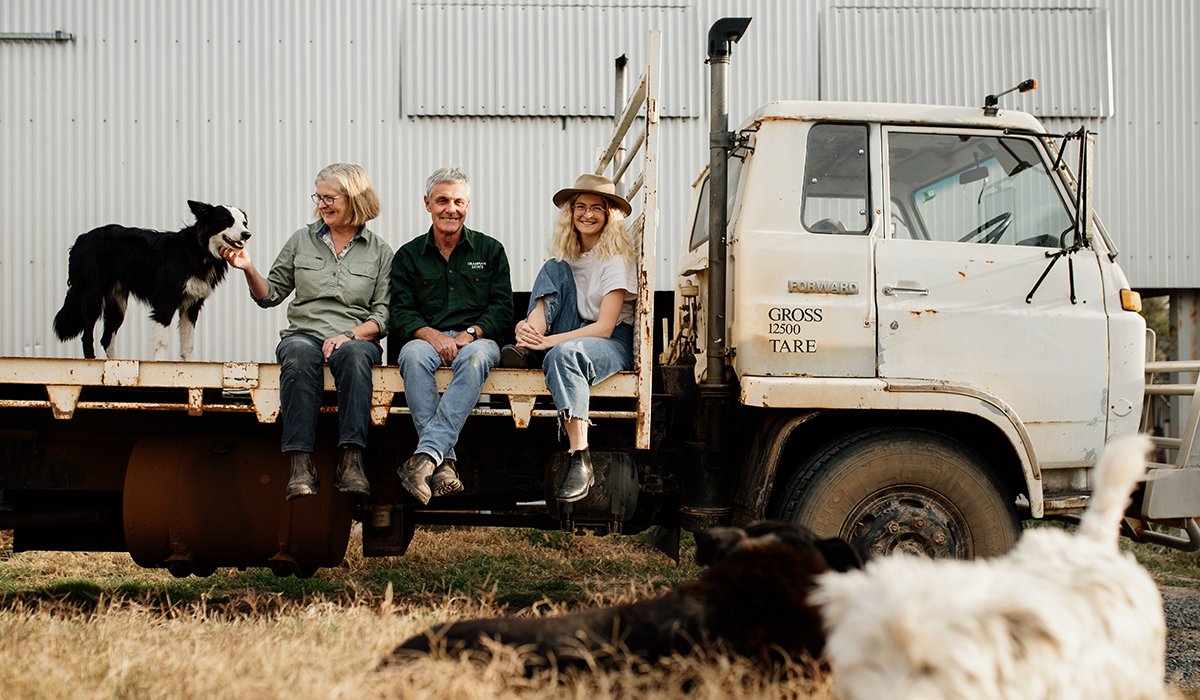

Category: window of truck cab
[688, 153, 744, 251]
[800, 123, 870, 234]
[886, 130, 1075, 247]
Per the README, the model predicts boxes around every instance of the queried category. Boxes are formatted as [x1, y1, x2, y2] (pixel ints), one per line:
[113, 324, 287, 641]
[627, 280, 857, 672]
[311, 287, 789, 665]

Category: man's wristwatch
[343, 330, 355, 340]
[465, 326, 478, 340]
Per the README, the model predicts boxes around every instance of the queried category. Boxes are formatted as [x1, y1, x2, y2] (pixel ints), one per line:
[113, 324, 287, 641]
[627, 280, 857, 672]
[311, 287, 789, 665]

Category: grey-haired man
[389, 166, 513, 504]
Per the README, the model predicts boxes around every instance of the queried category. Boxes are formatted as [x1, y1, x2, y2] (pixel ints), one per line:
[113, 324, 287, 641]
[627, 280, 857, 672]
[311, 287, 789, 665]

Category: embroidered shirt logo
[467, 261, 487, 271]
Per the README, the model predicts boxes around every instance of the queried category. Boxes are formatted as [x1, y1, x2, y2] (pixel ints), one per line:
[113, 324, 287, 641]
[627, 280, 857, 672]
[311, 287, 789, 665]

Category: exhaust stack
[682, 17, 751, 533]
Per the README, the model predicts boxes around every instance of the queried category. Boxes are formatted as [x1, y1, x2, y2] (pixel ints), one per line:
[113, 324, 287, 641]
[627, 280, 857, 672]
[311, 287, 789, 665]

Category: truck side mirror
[1081, 131, 1094, 245]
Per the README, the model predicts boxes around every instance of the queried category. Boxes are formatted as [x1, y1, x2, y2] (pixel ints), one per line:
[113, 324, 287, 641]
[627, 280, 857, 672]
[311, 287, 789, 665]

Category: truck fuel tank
[123, 435, 353, 578]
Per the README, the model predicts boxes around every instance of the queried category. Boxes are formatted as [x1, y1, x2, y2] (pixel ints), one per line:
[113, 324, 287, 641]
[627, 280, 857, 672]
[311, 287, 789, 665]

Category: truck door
[875, 128, 1108, 469]
[731, 121, 877, 378]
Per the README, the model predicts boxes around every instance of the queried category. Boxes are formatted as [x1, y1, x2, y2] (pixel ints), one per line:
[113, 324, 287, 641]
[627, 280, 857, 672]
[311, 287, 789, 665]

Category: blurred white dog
[814, 434, 1168, 700]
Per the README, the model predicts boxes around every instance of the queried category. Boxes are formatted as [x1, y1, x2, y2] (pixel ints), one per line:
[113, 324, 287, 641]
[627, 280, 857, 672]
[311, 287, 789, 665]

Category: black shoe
[429, 458, 464, 498]
[500, 344, 543, 369]
[334, 445, 370, 495]
[557, 449, 594, 503]
[285, 451, 320, 500]
[398, 453, 436, 505]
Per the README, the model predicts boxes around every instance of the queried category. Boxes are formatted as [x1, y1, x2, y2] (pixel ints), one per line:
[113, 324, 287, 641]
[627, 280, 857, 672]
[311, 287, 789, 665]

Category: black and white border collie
[53, 200, 251, 361]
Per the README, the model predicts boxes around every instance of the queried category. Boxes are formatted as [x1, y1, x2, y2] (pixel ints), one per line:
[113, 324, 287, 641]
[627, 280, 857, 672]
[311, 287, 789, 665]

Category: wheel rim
[841, 484, 973, 559]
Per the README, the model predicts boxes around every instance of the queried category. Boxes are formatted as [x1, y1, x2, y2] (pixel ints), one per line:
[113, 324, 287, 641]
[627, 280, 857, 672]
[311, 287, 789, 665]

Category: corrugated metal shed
[405, 2, 700, 117]
[823, 6, 1113, 118]
[1, 0, 1196, 362]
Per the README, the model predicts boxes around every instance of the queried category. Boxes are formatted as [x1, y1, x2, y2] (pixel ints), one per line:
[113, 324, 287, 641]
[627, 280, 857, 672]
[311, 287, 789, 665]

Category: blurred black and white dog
[391, 521, 861, 671]
[53, 201, 250, 361]
[814, 434, 1168, 700]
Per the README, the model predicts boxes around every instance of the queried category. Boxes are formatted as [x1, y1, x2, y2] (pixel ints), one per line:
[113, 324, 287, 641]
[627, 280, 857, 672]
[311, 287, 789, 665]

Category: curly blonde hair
[547, 195, 634, 263]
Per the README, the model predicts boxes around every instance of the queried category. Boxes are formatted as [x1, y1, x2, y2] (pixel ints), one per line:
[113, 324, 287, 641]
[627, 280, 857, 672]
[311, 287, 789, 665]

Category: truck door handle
[882, 285, 929, 296]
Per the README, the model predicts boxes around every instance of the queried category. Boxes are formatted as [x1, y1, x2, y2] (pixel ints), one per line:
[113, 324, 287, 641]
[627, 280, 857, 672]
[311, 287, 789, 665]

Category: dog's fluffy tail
[53, 290, 87, 341]
[1077, 434, 1152, 546]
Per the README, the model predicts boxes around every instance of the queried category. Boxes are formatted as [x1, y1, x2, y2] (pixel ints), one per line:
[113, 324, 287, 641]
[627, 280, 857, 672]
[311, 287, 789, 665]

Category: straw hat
[552, 174, 632, 216]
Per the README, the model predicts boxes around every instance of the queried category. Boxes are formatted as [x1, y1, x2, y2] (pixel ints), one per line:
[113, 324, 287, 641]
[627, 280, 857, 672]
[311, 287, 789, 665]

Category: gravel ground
[1164, 587, 1200, 692]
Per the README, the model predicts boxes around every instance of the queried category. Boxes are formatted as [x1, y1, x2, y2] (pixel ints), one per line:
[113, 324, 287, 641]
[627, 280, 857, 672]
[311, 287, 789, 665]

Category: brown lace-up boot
[429, 458, 464, 497]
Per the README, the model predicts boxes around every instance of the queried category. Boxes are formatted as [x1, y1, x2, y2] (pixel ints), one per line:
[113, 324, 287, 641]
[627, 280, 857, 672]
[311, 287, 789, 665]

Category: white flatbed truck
[2, 20, 1197, 577]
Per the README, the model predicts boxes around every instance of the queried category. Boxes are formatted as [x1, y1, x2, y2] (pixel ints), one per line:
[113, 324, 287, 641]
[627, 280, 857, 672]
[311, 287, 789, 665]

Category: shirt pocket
[343, 260, 380, 307]
[414, 271, 447, 315]
[294, 254, 327, 300]
[459, 263, 496, 306]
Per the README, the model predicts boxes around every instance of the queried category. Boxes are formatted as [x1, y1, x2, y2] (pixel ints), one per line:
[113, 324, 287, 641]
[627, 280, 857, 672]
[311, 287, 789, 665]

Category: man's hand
[415, 328, 458, 366]
[454, 327, 478, 349]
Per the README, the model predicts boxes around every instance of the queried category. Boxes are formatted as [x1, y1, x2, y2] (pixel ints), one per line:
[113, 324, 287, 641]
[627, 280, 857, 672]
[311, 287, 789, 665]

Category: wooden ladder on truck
[593, 29, 662, 450]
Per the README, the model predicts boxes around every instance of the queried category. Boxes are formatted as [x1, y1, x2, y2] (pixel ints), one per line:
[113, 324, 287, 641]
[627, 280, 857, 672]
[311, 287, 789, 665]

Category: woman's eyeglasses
[312, 193, 343, 206]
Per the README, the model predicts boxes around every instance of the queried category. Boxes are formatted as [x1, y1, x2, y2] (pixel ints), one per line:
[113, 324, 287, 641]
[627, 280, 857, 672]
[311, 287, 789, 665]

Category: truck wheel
[772, 428, 1019, 560]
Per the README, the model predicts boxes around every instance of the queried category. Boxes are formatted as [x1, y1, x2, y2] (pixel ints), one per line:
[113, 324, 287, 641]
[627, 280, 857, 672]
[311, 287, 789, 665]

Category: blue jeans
[396, 332, 500, 464]
[530, 260, 634, 422]
[276, 332, 382, 453]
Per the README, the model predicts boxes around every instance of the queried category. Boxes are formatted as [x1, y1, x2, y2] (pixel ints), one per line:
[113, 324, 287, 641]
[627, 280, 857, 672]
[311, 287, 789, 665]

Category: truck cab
[673, 100, 1148, 559]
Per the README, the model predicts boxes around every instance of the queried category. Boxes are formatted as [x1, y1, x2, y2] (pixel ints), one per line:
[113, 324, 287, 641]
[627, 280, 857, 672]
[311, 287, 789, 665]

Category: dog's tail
[1077, 433, 1153, 547]
[53, 289, 87, 341]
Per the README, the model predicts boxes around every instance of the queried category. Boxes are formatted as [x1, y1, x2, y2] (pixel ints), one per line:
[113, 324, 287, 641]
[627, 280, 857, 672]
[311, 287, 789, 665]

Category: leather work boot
[285, 451, 320, 500]
[398, 453, 436, 505]
[334, 445, 371, 495]
[429, 458, 464, 498]
[499, 344, 544, 369]
[556, 449, 594, 503]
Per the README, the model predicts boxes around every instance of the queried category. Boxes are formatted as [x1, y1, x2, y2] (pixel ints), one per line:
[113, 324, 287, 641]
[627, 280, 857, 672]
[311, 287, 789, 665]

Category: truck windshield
[888, 132, 1074, 247]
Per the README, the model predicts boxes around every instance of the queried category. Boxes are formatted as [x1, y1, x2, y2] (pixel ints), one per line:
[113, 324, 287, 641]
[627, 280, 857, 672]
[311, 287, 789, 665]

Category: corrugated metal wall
[823, 7, 1113, 117]
[1, 0, 1196, 362]
[406, 3, 701, 117]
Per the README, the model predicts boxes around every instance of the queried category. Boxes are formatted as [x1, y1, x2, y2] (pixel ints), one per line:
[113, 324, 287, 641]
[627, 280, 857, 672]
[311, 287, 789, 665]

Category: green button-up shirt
[389, 225, 513, 341]
[254, 221, 393, 341]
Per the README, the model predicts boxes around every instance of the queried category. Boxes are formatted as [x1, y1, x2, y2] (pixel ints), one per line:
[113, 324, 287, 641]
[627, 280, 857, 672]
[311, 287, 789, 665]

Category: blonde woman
[225, 163, 392, 500]
[500, 174, 637, 503]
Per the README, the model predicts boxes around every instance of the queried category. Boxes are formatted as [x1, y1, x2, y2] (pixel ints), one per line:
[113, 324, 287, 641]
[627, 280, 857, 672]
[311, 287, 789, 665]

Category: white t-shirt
[569, 251, 637, 326]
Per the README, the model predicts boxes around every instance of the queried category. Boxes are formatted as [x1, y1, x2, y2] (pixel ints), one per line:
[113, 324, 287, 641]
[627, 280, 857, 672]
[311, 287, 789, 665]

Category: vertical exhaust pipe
[682, 17, 751, 533]
[705, 17, 751, 391]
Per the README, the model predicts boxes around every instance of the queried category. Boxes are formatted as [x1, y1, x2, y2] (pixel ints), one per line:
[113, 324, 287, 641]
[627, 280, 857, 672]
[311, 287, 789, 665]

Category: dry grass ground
[0, 527, 832, 699]
[0, 524, 1197, 699]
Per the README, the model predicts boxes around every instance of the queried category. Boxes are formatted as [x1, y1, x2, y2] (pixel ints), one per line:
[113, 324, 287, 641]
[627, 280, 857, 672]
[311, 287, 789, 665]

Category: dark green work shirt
[389, 226, 513, 341]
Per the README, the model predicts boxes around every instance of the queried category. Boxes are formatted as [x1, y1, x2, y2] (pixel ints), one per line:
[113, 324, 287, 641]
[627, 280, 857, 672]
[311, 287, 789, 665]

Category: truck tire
[772, 428, 1019, 560]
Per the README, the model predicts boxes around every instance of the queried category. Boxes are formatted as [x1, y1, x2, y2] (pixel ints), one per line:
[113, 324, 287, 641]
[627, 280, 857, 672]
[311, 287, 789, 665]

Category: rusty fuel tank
[123, 435, 352, 578]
